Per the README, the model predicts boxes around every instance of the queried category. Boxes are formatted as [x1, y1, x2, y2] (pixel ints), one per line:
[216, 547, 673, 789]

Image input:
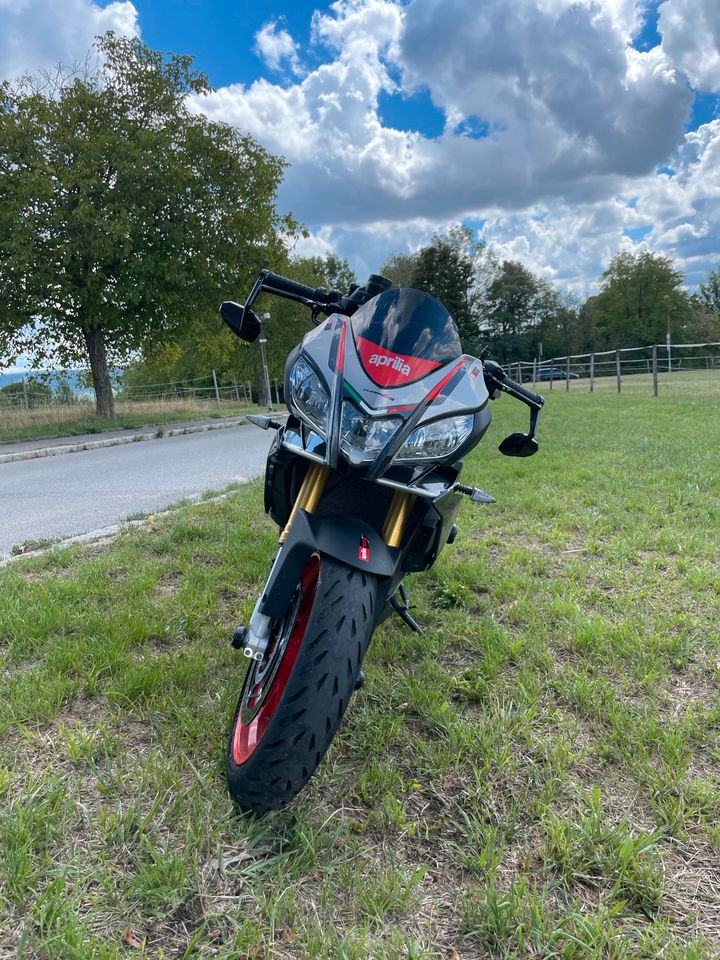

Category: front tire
[226, 554, 377, 813]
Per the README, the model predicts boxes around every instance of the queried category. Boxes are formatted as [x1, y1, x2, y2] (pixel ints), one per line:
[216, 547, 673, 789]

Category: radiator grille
[316, 474, 395, 533]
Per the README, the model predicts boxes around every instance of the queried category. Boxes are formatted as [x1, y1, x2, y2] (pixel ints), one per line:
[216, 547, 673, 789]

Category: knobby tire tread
[226, 556, 376, 813]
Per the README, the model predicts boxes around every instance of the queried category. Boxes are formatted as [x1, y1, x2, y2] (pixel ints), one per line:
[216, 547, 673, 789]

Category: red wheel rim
[232, 554, 321, 765]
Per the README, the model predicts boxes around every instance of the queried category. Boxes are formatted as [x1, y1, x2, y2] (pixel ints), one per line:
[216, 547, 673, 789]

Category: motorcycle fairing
[299, 313, 490, 423]
[349, 287, 462, 387]
[283, 313, 492, 483]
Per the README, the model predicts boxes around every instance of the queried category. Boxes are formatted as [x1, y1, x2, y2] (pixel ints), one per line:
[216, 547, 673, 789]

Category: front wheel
[226, 554, 377, 813]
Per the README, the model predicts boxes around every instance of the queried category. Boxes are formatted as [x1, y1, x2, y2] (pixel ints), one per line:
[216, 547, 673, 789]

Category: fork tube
[279, 463, 330, 544]
[382, 491, 414, 548]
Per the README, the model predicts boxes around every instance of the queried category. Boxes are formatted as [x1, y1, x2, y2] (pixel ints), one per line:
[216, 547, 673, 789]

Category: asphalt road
[0, 425, 273, 557]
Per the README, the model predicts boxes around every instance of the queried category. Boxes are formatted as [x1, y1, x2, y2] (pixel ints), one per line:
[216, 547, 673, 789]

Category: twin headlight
[288, 357, 329, 434]
[289, 357, 474, 464]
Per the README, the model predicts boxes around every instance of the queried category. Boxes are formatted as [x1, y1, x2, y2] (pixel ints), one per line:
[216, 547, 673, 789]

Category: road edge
[0, 486, 249, 567]
[0, 417, 249, 465]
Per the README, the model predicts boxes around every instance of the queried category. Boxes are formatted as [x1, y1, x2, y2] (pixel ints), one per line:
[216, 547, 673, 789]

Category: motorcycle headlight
[289, 357, 330, 435]
[340, 401, 402, 464]
[396, 414, 475, 461]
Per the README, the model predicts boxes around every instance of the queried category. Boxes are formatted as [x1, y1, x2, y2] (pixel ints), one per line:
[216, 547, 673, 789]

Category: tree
[381, 251, 418, 289]
[121, 253, 357, 402]
[0, 33, 290, 417]
[480, 259, 562, 361]
[0, 377, 53, 408]
[591, 251, 689, 348]
[699, 267, 720, 317]
[683, 293, 720, 347]
[410, 226, 480, 346]
[304, 254, 357, 295]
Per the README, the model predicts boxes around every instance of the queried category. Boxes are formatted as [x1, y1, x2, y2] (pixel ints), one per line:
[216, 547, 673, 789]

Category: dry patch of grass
[0, 397, 253, 444]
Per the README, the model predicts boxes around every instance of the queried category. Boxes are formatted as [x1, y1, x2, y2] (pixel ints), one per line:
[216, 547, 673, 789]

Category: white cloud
[3, 0, 719, 292]
[0, 0, 138, 80]
[659, 0, 720, 92]
[254, 20, 302, 76]
[198, 0, 694, 224]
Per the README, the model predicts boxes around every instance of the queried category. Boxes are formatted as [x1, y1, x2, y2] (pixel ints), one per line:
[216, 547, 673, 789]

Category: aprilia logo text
[369, 353, 411, 376]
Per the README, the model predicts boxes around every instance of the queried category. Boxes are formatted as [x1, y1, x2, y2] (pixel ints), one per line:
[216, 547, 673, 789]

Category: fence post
[22, 377, 29, 410]
[532, 359, 537, 388]
[566, 355, 571, 391]
[273, 379, 280, 405]
[615, 350, 621, 394]
[232, 379, 240, 403]
[589, 352, 595, 393]
[212, 370, 220, 404]
[652, 344, 658, 397]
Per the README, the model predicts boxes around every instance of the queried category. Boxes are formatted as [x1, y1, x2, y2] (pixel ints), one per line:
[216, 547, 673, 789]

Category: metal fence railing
[507, 342, 720, 396]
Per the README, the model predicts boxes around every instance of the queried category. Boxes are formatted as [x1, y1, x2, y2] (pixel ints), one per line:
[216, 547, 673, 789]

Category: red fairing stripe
[424, 356, 470, 403]
[337, 318, 348, 373]
[356, 336, 442, 387]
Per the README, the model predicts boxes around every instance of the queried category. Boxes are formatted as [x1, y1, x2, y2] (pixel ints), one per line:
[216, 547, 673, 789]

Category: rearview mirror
[498, 432, 539, 457]
[220, 301, 261, 343]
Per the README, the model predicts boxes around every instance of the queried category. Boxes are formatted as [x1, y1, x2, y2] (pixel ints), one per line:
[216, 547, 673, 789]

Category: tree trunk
[84, 326, 115, 418]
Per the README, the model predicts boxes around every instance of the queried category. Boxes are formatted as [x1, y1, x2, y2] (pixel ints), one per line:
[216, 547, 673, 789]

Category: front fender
[258, 511, 400, 620]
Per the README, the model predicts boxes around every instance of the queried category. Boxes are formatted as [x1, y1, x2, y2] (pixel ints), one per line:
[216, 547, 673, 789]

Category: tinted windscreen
[351, 288, 462, 366]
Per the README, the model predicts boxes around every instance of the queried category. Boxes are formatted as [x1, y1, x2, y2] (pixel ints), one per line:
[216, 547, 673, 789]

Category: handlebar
[262, 271, 336, 306]
[483, 359, 544, 409]
[503, 377, 544, 408]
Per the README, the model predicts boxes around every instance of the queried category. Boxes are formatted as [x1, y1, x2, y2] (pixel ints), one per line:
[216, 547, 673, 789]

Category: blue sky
[1, 0, 719, 301]
[134, 0, 334, 89]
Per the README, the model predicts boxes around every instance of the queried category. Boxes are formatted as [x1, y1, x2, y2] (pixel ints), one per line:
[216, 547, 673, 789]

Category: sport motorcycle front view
[219, 270, 545, 813]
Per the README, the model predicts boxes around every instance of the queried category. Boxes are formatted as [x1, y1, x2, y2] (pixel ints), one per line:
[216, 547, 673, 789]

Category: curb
[0, 417, 249, 465]
[0, 487, 246, 567]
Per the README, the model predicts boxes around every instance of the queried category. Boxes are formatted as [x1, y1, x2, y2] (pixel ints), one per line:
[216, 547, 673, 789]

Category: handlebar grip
[503, 377, 544, 408]
[263, 271, 330, 304]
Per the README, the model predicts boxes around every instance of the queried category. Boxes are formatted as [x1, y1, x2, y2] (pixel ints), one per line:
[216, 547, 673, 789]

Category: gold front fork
[382, 491, 414, 548]
[279, 463, 330, 544]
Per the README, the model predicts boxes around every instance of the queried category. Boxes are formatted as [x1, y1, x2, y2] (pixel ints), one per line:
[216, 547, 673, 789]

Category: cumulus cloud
[659, 0, 720, 92]
[254, 20, 302, 75]
[3, 0, 719, 291]
[0, 0, 138, 80]
[198, 0, 694, 230]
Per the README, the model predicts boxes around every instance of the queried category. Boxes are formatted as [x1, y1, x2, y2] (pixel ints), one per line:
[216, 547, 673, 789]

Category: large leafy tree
[698, 266, 720, 317]
[381, 251, 418, 289]
[480, 259, 562, 361]
[122, 253, 357, 400]
[591, 251, 689, 348]
[409, 226, 480, 346]
[0, 33, 290, 417]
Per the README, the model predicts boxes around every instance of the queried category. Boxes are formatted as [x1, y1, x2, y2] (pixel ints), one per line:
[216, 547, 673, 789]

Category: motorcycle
[220, 270, 544, 812]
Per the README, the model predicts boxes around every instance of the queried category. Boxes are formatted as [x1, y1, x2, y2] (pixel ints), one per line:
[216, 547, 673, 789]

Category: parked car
[527, 367, 579, 382]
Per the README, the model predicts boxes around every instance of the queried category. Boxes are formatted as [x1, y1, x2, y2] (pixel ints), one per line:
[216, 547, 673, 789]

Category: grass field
[0, 399, 254, 445]
[0, 373, 719, 958]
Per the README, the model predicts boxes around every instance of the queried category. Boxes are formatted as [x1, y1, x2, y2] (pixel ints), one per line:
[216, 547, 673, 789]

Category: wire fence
[3, 341, 719, 413]
[0, 370, 287, 411]
[508, 341, 720, 396]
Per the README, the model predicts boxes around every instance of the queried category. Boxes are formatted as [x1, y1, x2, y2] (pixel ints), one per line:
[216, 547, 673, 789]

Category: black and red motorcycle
[220, 270, 544, 812]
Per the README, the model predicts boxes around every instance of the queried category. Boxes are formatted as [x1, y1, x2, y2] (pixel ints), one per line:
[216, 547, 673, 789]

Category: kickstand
[390, 584, 423, 634]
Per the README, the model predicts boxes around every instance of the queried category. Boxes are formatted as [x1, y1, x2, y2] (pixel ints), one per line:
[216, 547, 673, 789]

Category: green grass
[1, 372, 719, 957]
[0, 399, 254, 445]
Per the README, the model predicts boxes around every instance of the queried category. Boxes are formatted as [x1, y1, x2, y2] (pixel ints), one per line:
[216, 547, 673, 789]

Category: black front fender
[258, 511, 400, 620]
